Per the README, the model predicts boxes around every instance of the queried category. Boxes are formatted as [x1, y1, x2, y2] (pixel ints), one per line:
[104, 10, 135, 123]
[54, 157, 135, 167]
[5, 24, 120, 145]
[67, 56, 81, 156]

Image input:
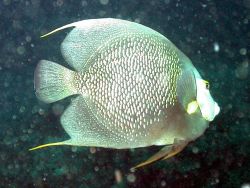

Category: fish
[30, 18, 220, 169]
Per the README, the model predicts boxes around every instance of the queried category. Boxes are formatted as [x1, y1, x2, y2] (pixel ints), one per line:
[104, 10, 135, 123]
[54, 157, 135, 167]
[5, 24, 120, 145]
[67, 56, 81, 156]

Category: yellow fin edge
[29, 142, 65, 151]
[40, 22, 77, 38]
[131, 141, 189, 171]
[40, 28, 61, 38]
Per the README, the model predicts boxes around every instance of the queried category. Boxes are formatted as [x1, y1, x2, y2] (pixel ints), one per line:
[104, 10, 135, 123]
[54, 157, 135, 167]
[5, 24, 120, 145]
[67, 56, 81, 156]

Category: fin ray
[60, 96, 116, 147]
[40, 22, 79, 38]
[131, 141, 189, 170]
[29, 141, 66, 151]
[34, 60, 78, 103]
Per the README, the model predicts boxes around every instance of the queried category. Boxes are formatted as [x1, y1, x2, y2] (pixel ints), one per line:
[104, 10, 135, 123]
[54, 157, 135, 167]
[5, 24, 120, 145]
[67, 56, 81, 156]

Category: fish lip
[214, 102, 220, 116]
[204, 115, 213, 122]
[202, 101, 220, 121]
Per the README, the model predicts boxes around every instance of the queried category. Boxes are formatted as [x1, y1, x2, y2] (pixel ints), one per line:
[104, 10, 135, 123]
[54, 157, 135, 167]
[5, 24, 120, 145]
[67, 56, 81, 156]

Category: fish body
[32, 18, 220, 168]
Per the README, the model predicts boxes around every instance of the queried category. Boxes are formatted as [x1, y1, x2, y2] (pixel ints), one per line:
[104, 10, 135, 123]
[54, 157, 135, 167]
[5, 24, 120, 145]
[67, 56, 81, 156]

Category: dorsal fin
[41, 18, 177, 72]
[59, 18, 170, 71]
[40, 21, 78, 38]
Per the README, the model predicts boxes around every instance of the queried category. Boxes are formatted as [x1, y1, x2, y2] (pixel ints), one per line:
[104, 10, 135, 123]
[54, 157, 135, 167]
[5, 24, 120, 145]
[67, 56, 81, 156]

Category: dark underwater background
[0, 0, 249, 187]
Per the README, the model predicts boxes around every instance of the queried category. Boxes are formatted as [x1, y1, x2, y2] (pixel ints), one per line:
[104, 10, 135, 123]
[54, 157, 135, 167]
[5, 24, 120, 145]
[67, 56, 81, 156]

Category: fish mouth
[202, 101, 220, 121]
[214, 102, 220, 116]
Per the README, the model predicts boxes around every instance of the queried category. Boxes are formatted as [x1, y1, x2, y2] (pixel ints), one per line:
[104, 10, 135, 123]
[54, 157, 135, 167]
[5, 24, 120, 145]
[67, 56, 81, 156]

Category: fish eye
[204, 80, 210, 90]
[205, 81, 210, 89]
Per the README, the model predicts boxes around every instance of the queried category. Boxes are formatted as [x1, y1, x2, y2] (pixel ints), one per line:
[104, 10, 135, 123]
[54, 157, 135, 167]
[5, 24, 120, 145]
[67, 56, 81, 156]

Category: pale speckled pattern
[35, 19, 216, 150]
[60, 19, 169, 72]
[67, 34, 181, 148]
[1, 1, 247, 186]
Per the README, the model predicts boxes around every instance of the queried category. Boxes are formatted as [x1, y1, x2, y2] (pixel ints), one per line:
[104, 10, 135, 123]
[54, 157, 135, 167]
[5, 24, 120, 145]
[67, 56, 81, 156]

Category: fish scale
[73, 34, 181, 141]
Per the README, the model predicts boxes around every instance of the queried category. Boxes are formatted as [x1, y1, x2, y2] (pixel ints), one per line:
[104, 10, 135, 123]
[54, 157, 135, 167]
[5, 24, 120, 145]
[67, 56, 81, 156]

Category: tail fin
[34, 60, 78, 103]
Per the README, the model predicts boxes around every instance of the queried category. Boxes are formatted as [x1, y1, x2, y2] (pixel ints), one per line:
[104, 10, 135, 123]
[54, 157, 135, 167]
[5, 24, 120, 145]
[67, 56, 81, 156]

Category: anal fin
[131, 140, 189, 170]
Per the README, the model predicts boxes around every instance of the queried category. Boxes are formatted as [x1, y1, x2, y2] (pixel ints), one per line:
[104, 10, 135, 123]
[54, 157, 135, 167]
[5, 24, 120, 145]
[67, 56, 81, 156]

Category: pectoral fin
[131, 141, 189, 170]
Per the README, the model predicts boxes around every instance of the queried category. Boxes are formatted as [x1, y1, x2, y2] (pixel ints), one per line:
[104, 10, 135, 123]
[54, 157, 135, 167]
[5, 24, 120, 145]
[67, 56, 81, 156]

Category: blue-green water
[0, 0, 249, 187]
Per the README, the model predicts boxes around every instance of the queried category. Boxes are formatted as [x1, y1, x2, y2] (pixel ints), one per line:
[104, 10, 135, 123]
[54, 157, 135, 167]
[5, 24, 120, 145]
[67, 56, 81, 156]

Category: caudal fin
[34, 60, 78, 103]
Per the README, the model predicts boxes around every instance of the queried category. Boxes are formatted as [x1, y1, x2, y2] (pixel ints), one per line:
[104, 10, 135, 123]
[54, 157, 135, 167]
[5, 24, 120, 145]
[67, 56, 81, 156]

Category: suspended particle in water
[213, 42, 220, 52]
[127, 173, 136, 183]
[3, 0, 11, 6]
[239, 48, 247, 55]
[26, 36, 32, 42]
[241, 183, 250, 188]
[114, 169, 123, 184]
[52, 103, 64, 116]
[161, 180, 166, 187]
[17, 46, 26, 55]
[89, 147, 96, 154]
[235, 60, 249, 80]
[81, 0, 88, 7]
[99, 0, 109, 5]
[164, 0, 170, 4]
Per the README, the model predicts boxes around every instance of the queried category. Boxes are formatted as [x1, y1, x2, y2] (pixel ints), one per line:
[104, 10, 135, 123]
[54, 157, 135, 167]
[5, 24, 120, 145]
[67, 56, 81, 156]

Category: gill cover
[177, 69, 220, 121]
[177, 69, 198, 114]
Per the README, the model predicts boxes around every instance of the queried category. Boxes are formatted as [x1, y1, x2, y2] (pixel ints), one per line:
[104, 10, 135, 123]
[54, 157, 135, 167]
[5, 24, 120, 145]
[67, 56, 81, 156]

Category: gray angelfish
[30, 18, 220, 169]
